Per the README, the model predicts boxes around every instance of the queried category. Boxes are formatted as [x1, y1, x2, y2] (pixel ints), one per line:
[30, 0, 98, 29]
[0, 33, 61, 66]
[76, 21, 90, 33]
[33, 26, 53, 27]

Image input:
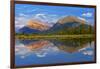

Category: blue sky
[15, 4, 95, 29]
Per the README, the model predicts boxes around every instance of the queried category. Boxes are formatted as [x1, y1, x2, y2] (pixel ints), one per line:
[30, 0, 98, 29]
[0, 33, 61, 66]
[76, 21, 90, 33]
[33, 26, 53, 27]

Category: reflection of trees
[53, 38, 94, 53]
[18, 38, 94, 53]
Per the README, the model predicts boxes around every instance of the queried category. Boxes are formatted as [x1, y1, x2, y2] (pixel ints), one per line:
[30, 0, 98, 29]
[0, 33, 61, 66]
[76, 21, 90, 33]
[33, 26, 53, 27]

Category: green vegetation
[44, 24, 95, 35]
[56, 38, 94, 52]
[15, 34, 94, 40]
[16, 22, 95, 40]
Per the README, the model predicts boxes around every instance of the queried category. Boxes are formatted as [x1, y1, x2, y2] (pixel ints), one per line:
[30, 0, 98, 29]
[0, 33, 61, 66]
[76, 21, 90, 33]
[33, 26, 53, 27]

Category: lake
[15, 38, 95, 66]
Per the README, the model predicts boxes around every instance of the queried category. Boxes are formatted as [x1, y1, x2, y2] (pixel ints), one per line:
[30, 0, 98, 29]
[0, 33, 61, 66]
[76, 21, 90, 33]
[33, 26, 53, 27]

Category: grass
[15, 34, 94, 40]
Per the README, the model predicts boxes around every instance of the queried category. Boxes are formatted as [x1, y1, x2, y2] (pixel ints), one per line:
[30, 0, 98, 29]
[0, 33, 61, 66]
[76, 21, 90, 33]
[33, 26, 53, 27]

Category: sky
[15, 4, 95, 30]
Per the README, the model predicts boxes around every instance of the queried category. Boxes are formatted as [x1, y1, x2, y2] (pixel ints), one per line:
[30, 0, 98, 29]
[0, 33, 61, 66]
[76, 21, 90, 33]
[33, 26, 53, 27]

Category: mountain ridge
[27, 20, 50, 31]
[57, 16, 87, 24]
[18, 16, 94, 35]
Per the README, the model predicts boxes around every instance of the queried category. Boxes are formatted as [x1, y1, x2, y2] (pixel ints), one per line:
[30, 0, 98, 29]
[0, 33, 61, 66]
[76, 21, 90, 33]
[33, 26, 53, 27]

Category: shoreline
[15, 34, 94, 39]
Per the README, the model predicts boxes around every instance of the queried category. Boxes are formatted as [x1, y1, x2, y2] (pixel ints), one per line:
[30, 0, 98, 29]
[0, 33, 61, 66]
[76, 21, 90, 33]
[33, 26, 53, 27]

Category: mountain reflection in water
[15, 38, 95, 66]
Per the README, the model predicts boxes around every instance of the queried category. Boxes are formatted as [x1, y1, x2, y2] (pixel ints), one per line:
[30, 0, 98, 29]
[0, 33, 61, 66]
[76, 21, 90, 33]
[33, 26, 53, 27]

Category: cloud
[15, 44, 31, 56]
[19, 13, 28, 17]
[15, 13, 30, 30]
[32, 13, 59, 27]
[82, 12, 92, 17]
[77, 17, 86, 21]
[15, 17, 27, 28]
[37, 47, 59, 58]
[35, 52, 47, 57]
[83, 50, 93, 56]
[33, 13, 47, 21]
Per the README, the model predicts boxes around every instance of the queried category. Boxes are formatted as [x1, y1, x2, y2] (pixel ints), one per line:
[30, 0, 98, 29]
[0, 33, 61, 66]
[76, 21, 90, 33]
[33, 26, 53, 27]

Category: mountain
[19, 26, 41, 34]
[18, 20, 50, 34]
[27, 20, 49, 31]
[44, 16, 94, 35]
[46, 23, 94, 35]
[18, 16, 94, 35]
[58, 16, 86, 24]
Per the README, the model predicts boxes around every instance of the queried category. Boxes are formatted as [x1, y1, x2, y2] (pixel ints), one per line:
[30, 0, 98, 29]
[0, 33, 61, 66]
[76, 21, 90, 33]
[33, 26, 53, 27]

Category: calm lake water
[15, 38, 95, 66]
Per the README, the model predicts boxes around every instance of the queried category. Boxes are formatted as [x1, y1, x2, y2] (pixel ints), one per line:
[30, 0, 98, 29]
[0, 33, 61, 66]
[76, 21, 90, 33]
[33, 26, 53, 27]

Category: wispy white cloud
[19, 13, 28, 17]
[34, 46, 59, 58]
[15, 15, 29, 30]
[82, 12, 92, 17]
[31, 13, 60, 27]
[77, 17, 86, 21]
[83, 50, 93, 56]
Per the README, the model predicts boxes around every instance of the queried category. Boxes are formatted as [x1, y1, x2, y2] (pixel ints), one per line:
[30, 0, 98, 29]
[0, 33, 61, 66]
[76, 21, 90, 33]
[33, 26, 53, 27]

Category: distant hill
[18, 16, 94, 35]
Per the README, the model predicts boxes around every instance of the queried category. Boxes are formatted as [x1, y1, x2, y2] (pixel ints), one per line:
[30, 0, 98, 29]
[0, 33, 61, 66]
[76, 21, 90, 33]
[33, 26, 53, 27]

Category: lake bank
[15, 34, 95, 39]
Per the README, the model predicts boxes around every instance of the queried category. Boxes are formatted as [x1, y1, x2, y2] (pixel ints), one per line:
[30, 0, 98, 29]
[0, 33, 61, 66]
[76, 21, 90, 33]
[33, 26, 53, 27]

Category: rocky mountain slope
[18, 16, 94, 35]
